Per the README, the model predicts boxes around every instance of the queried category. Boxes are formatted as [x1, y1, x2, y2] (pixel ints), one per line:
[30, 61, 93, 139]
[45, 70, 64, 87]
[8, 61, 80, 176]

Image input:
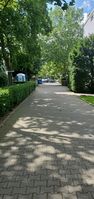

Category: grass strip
[80, 96, 94, 105]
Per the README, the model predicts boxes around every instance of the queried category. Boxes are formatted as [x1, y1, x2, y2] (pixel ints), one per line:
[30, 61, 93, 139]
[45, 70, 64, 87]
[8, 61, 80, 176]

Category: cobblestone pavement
[0, 84, 94, 199]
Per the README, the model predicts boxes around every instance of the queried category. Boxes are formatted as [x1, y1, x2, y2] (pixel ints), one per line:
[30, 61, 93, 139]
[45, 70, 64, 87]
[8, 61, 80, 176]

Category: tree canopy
[0, 0, 75, 84]
[0, 0, 75, 10]
[39, 6, 83, 78]
[68, 35, 94, 93]
[0, 0, 51, 82]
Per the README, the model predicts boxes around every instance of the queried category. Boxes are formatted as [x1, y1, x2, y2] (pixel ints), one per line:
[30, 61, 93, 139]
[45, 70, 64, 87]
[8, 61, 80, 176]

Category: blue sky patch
[76, 0, 94, 13]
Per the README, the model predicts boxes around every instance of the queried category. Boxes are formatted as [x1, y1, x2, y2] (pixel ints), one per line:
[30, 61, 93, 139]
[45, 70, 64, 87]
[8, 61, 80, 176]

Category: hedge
[0, 81, 36, 117]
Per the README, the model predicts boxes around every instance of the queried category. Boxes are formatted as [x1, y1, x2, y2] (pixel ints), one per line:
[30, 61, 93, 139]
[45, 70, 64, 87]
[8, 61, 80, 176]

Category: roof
[17, 73, 25, 76]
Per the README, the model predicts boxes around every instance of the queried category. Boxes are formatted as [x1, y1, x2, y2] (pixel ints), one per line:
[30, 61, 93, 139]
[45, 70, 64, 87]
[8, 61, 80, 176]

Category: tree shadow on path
[0, 85, 94, 199]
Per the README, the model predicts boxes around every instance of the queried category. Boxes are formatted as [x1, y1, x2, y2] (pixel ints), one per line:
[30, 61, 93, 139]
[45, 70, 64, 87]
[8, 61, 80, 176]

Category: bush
[68, 35, 94, 93]
[0, 81, 36, 117]
[0, 72, 8, 87]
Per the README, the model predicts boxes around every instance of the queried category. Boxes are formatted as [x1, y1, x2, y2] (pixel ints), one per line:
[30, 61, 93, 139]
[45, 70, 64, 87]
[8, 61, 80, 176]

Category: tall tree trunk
[0, 33, 12, 85]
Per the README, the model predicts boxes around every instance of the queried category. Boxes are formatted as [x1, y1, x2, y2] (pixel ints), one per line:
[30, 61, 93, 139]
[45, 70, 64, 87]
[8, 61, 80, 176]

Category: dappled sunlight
[27, 156, 52, 173]
[13, 118, 31, 129]
[0, 84, 94, 197]
[88, 150, 94, 154]
[77, 152, 94, 163]
[6, 131, 22, 138]
[58, 185, 82, 193]
[0, 141, 14, 147]
[59, 132, 94, 140]
[82, 169, 94, 185]
[58, 154, 74, 161]
[4, 156, 17, 167]
[21, 128, 59, 135]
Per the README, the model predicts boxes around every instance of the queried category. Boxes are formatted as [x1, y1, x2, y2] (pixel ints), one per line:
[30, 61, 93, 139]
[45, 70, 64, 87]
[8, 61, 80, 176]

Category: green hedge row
[0, 81, 36, 117]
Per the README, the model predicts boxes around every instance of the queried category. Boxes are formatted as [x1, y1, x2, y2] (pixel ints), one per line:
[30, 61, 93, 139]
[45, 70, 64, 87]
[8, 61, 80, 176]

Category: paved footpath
[0, 84, 94, 199]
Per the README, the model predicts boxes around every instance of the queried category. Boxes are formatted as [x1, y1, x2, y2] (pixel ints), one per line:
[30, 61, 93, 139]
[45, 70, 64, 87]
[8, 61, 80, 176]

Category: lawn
[80, 96, 94, 105]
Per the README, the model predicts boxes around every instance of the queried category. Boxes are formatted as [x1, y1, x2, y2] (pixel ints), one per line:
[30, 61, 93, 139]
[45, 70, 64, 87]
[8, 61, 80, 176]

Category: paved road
[0, 84, 94, 199]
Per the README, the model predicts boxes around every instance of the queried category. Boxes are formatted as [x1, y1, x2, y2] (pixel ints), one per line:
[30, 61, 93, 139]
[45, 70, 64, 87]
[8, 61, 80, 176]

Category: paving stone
[41, 186, 54, 193]
[48, 194, 62, 199]
[35, 169, 47, 175]
[18, 195, 33, 199]
[34, 180, 46, 186]
[28, 175, 40, 180]
[77, 192, 92, 199]
[63, 193, 77, 199]
[47, 179, 60, 186]
[26, 187, 40, 194]
[12, 188, 27, 194]
[7, 182, 21, 188]
[82, 185, 94, 193]
[41, 175, 49, 180]
[21, 181, 33, 187]
[55, 186, 69, 194]
[33, 193, 47, 199]
[91, 192, 94, 198]
[68, 185, 82, 193]
[0, 188, 12, 195]
[0, 182, 8, 188]
[0, 84, 94, 199]
[3, 195, 18, 199]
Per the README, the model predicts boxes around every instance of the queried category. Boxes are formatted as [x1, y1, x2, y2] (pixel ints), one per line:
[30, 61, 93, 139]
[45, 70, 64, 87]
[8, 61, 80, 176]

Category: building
[84, 10, 94, 37]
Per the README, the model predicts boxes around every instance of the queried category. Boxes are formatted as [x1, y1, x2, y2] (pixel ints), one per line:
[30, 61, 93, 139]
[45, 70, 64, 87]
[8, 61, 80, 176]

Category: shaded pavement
[0, 83, 94, 199]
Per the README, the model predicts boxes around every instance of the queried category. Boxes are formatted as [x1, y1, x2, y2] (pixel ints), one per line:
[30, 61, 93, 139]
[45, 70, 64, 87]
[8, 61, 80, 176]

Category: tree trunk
[0, 33, 12, 85]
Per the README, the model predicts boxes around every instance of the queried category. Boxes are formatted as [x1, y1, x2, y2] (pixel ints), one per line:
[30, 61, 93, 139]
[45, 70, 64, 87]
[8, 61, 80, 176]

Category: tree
[68, 35, 94, 93]
[0, 0, 51, 84]
[0, 0, 75, 85]
[0, 0, 75, 10]
[39, 6, 83, 78]
[39, 61, 62, 78]
[47, 0, 75, 10]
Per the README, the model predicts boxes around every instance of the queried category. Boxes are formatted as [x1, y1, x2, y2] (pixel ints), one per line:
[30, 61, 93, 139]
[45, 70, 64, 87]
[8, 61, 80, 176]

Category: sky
[76, 0, 94, 13]
[48, 0, 94, 23]
[48, 1, 94, 13]
[76, 0, 94, 23]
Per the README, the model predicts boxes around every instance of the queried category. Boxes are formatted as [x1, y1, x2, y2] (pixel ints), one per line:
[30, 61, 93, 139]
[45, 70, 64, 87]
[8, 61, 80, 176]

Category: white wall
[84, 12, 94, 37]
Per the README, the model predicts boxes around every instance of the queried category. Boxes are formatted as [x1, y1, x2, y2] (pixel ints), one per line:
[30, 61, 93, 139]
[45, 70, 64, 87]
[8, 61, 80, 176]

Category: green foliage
[0, 0, 76, 83]
[0, 72, 8, 87]
[39, 61, 63, 78]
[0, 0, 75, 10]
[47, 0, 75, 10]
[0, 81, 36, 116]
[68, 35, 94, 93]
[39, 6, 83, 77]
[80, 96, 94, 105]
[0, 0, 52, 83]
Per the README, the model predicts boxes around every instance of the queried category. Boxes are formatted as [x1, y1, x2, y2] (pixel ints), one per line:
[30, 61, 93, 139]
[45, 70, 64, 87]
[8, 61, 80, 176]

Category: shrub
[0, 72, 8, 87]
[0, 81, 36, 117]
[68, 35, 94, 93]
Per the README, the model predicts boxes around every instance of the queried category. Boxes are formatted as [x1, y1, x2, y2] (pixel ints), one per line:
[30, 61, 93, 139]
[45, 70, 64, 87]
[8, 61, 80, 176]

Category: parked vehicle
[16, 73, 26, 82]
[38, 77, 42, 84]
[42, 78, 48, 83]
